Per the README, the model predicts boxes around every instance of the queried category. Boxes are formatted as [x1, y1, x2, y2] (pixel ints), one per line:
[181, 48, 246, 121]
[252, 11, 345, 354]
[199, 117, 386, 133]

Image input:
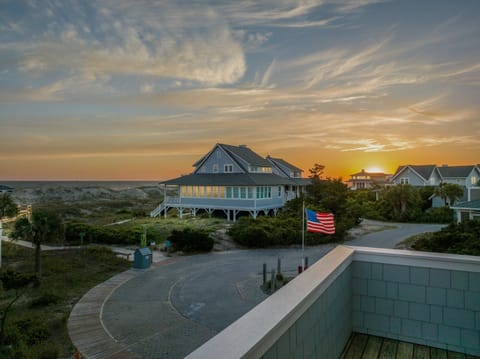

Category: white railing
[150, 203, 165, 217]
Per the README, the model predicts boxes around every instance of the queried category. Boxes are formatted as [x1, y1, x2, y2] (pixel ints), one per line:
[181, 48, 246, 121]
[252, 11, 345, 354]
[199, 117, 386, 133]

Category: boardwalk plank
[397, 342, 414, 359]
[343, 333, 368, 359]
[379, 338, 398, 359]
[447, 352, 465, 359]
[363, 336, 384, 359]
[414, 344, 430, 359]
[431, 347, 448, 359]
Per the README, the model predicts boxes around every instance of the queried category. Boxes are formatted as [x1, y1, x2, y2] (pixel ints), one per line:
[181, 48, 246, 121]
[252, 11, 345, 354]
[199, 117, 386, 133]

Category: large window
[226, 186, 252, 199]
[256, 186, 272, 199]
[181, 185, 266, 199]
[471, 176, 478, 186]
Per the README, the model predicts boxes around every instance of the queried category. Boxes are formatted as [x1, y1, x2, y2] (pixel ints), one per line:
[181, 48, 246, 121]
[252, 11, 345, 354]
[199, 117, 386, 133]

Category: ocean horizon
[0, 180, 160, 190]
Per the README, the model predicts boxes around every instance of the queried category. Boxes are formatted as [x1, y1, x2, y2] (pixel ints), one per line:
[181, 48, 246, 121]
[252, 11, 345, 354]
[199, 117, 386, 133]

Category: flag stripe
[305, 208, 335, 234]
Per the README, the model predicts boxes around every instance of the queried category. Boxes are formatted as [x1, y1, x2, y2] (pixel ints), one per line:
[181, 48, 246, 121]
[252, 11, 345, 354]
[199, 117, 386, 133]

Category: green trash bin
[134, 247, 152, 269]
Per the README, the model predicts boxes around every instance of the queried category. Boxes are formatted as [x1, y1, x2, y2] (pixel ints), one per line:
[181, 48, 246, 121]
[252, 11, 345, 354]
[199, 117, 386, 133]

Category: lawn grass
[0, 242, 131, 358]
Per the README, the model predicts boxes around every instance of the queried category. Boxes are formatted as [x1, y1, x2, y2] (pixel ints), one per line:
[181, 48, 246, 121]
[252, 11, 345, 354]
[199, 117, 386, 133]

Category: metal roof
[160, 173, 299, 186]
[267, 156, 303, 174]
[220, 144, 272, 167]
[437, 165, 477, 178]
[451, 199, 480, 210]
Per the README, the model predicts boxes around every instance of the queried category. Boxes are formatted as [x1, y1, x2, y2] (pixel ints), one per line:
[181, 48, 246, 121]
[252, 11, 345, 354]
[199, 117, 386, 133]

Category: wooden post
[263, 263, 267, 285]
[270, 269, 275, 293]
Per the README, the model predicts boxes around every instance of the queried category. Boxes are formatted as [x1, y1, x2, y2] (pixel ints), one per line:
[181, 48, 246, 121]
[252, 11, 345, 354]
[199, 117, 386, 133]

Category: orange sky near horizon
[1, 143, 478, 182]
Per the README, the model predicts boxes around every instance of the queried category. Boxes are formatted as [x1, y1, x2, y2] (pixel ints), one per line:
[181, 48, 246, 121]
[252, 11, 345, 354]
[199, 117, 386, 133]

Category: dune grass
[0, 242, 131, 358]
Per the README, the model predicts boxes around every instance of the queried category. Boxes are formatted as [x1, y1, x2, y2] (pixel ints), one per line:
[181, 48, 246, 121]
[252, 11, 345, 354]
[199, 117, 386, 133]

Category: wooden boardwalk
[68, 269, 140, 359]
[341, 333, 479, 359]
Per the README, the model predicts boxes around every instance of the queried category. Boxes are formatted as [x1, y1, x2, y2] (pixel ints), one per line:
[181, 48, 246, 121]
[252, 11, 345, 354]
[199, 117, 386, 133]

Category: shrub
[65, 222, 142, 245]
[167, 228, 214, 252]
[412, 220, 480, 255]
[30, 289, 62, 307]
[6, 315, 51, 347]
[228, 216, 342, 247]
[418, 207, 454, 224]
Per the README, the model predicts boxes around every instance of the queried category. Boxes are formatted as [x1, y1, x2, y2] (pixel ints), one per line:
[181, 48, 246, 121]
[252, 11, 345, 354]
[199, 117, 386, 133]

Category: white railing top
[348, 245, 480, 273]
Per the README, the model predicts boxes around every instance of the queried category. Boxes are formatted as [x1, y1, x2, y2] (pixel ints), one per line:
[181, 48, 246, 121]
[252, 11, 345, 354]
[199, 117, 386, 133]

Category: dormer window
[249, 166, 272, 173]
[224, 164, 233, 173]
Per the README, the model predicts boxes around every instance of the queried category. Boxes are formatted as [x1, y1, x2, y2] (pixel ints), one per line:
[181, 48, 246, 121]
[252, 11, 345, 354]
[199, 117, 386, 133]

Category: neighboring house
[390, 165, 441, 186]
[391, 164, 480, 207]
[436, 165, 480, 204]
[151, 144, 309, 221]
[451, 199, 480, 223]
[347, 169, 391, 190]
[0, 184, 13, 194]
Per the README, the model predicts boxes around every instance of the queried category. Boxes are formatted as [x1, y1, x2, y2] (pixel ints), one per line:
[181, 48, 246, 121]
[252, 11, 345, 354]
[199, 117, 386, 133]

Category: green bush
[30, 289, 62, 307]
[418, 207, 454, 224]
[412, 220, 480, 255]
[65, 222, 141, 245]
[5, 315, 51, 347]
[1, 340, 60, 359]
[228, 216, 339, 248]
[167, 228, 214, 252]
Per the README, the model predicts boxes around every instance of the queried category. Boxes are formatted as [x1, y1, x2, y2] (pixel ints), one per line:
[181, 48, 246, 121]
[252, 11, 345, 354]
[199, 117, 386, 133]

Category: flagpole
[302, 199, 305, 271]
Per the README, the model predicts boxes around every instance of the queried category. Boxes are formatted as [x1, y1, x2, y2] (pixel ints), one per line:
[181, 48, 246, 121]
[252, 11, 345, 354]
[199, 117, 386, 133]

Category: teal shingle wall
[352, 261, 480, 356]
[262, 266, 352, 359]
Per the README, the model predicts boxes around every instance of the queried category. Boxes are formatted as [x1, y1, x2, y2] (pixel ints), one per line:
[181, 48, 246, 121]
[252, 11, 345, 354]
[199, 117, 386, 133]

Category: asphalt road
[101, 221, 444, 359]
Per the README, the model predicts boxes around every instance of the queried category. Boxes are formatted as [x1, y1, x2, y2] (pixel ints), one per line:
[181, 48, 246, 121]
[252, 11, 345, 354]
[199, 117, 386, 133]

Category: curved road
[100, 221, 444, 359]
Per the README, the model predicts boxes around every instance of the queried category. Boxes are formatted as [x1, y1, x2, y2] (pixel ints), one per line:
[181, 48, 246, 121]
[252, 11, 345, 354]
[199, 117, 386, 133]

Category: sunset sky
[1, 0, 479, 181]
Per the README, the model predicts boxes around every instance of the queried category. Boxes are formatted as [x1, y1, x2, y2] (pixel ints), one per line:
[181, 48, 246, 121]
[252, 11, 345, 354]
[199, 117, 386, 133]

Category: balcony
[187, 246, 480, 358]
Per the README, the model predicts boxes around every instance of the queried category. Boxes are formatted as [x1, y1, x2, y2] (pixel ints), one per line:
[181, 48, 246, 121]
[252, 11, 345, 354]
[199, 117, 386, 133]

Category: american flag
[306, 208, 335, 234]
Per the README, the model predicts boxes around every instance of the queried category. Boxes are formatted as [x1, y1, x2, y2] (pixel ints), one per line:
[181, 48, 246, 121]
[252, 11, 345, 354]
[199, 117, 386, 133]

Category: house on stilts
[150, 143, 310, 221]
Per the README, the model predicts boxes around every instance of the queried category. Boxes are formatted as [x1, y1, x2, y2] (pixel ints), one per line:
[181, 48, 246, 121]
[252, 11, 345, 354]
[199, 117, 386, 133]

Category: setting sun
[365, 166, 386, 174]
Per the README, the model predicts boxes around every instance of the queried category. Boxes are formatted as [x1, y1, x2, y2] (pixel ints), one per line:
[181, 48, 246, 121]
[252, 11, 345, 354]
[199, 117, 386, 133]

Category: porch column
[233, 210, 239, 222]
[456, 210, 462, 223]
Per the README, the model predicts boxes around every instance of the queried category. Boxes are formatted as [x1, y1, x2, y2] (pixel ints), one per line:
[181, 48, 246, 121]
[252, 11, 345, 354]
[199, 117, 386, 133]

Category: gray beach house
[151, 143, 309, 221]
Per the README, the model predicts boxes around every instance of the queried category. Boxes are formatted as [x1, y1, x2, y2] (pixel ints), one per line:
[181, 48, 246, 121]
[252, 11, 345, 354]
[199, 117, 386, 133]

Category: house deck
[341, 333, 480, 359]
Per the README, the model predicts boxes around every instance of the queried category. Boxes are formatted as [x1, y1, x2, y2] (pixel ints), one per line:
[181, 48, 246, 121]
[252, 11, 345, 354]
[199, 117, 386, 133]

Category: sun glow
[365, 166, 385, 173]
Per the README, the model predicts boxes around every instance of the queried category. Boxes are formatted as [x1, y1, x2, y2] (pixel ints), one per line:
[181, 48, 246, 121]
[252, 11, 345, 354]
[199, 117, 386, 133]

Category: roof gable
[193, 144, 248, 174]
[410, 165, 437, 181]
[220, 144, 271, 168]
[267, 156, 302, 177]
[392, 165, 436, 182]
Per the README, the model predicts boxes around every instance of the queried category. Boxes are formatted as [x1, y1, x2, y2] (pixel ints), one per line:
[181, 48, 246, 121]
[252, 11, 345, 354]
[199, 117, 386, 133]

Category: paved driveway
[100, 222, 444, 359]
